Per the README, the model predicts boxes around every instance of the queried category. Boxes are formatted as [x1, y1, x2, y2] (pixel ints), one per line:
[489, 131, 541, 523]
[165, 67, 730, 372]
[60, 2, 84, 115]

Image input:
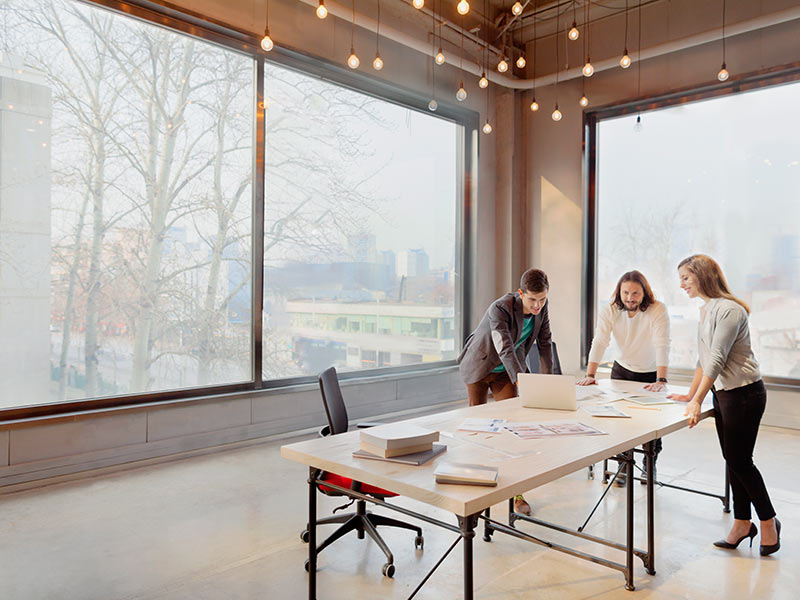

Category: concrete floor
[0, 419, 796, 600]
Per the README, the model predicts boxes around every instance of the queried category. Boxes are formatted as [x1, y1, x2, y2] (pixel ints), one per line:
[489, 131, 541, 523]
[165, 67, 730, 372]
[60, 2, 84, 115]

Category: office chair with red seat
[300, 366, 423, 578]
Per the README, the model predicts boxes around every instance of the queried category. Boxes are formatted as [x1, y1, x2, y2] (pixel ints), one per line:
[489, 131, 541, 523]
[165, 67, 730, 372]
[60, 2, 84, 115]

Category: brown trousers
[466, 371, 518, 406]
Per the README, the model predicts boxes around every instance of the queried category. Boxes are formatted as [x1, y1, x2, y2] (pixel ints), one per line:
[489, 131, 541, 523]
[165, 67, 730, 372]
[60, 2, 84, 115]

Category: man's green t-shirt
[492, 314, 534, 374]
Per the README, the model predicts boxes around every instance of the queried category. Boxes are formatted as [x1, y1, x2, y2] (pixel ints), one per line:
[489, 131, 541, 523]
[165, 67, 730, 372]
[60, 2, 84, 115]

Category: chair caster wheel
[414, 535, 424, 549]
[483, 534, 492, 542]
[300, 529, 310, 543]
[304, 559, 310, 572]
[382, 563, 395, 578]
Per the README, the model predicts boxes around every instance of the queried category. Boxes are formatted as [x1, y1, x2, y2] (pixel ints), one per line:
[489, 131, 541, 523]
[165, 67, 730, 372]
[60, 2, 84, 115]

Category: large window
[262, 63, 459, 379]
[593, 78, 800, 380]
[0, 0, 466, 414]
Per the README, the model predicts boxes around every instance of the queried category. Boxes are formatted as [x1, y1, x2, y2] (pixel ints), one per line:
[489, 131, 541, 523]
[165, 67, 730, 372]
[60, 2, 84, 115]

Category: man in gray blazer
[457, 268, 553, 515]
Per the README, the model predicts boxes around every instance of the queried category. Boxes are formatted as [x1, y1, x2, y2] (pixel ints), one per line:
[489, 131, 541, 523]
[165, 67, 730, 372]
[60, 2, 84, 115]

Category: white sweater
[588, 301, 671, 373]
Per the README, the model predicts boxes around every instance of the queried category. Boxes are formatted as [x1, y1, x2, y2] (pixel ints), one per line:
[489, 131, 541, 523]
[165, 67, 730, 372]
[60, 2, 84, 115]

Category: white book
[434, 462, 499, 486]
[359, 423, 439, 450]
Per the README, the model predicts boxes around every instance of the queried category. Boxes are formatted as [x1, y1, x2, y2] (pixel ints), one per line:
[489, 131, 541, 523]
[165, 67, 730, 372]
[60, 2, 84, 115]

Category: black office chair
[526, 340, 562, 375]
[300, 366, 423, 578]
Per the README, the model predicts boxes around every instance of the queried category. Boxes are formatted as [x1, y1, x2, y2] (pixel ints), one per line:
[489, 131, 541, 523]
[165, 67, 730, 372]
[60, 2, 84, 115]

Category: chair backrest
[318, 366, 349, 436]
[525, 341, 562, 375]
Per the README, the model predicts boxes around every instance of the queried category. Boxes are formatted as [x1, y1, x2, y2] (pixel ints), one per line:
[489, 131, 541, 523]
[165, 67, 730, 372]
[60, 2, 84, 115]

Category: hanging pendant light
[551, 104, 562, 121]
[583, 1, 593, 76]
[479, 73, 489, 88]
[497, 55, 508, 72]
[316, 0, 328, 19]
[413, 0, 425, 8]
[511, 1, 523, 16]
[373, 0, 384, 70]
[620, 0, 632, 68]
[457, 0, 470, 15]
[717, 0, 729, 81]
[482, 121, 493, 134]
[579, 95, 588, 107]
[529, 9, 538, 112]
[568, 1, 579, 40]
[347, 0, 359, 68]
[456, 22, 467, 101]
[429, 4, 437, 110]
[435, 48, 446, 65]
[552, 5, 562, 122]
[530, 98, 539, 111]
[260, 0, 274, 50]
[516, 55, 526, 69]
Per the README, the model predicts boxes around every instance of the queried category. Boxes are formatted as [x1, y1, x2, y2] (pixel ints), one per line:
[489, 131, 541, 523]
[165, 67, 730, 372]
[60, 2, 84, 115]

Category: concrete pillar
[0, 53, 52, 406]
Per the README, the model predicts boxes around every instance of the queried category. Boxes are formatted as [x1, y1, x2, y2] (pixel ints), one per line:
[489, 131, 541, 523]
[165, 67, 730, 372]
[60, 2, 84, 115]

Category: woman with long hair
[668, 254, 780, 555]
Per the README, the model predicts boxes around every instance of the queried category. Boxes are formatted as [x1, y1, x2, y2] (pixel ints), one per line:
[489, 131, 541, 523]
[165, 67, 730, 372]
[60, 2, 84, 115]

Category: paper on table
[575, 386, 625, 403]
[582, 404, 631, 418]
[505, 421, 606, 439]
[457, 418, 507, 433]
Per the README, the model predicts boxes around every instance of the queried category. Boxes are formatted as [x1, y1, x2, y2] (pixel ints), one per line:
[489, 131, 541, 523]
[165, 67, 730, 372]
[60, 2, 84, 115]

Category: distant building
[285, 300, 455, 373]
[348, 233, 377, 263]
[396, 248, 429, 278]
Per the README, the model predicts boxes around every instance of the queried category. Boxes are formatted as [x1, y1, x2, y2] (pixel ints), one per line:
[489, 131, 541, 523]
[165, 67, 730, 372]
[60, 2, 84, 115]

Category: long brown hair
[677, 254, 750, 313]
[611, 270, 656, 312]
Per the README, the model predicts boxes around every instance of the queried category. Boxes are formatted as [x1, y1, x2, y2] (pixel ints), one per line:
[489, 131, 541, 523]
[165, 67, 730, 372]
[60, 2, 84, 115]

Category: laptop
[518, 373, 577, 411]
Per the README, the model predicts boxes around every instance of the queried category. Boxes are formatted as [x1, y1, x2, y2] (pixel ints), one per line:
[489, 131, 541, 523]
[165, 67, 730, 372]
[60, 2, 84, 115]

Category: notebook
[434, 462, 499, 486]
[353, 444, 447, 466]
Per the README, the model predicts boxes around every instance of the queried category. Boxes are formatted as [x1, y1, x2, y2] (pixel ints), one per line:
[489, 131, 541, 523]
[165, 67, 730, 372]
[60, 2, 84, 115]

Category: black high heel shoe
[760, 518, 781, 556]
[713, 522, 758, 549]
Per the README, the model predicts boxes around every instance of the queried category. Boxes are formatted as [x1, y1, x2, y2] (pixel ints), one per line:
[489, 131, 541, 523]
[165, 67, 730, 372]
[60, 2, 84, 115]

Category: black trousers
[712, 380, 776, 521]
[611, 361, 662, 455]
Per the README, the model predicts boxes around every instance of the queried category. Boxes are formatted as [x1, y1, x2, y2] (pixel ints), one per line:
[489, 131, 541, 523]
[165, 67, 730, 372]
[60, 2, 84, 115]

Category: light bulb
[582, 61, 594, 77]
[428, 99, 438, 112]
[413, 0, 424, 8]
[260, 30, 274, 52]
[482, 121, 493, 134]
[633, 114, 643, 132]
[456, 84, 467, 102]
[478, 73, 489, 88]
[551, 105, 562, 121]
[497, 58, 508, 73]
[579, 95, 589, 107]
[435, 49, 446, 65]
[316, 0, 328, 19]
[717, 63, 729, 81]
[457, 0, 470, 15]
[372, 54, 383, 70]
[568, 23, 580, 41]
[620, 51, 632, 69]
[511, 1, 523, 15]
[530, 99, 539, 112]
[516, 55, 527, 69]
[347, 49, 360, 69]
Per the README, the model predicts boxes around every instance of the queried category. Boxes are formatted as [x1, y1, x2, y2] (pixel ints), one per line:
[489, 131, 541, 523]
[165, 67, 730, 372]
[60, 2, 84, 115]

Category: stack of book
[354, 423, 445, 465]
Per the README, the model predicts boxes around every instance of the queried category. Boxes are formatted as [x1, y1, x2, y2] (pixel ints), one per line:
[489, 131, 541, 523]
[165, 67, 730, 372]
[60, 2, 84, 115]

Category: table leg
[458, 514, 479, 600]
[625, 450, 636, 591]
[645, 441, 656, 575]
[483, 506, 493, 542]
[723, 468, 731, 513]
[308, 467, 318, 600]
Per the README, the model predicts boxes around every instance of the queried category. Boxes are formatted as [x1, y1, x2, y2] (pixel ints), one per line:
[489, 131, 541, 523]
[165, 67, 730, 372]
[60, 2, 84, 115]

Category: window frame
[0, 0, 477, 421]
[583, 61, 800, 390]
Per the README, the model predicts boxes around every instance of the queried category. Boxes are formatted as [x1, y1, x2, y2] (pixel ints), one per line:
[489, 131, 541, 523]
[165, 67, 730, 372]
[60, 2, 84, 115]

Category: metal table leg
[458, 514, 479, 600]
[644, 441, 656, 575]
[625, 450, 636, 591]
[308, 467, 318, 600]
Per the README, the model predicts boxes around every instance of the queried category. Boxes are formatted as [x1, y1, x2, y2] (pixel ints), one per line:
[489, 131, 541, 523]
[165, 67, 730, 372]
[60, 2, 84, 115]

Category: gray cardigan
[457, 293, 553, 385]
[698, 297, 760, 391]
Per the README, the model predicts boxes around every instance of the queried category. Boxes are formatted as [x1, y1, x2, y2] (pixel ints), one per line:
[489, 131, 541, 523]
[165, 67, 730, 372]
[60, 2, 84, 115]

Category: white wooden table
[281, 380, 713, 599]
